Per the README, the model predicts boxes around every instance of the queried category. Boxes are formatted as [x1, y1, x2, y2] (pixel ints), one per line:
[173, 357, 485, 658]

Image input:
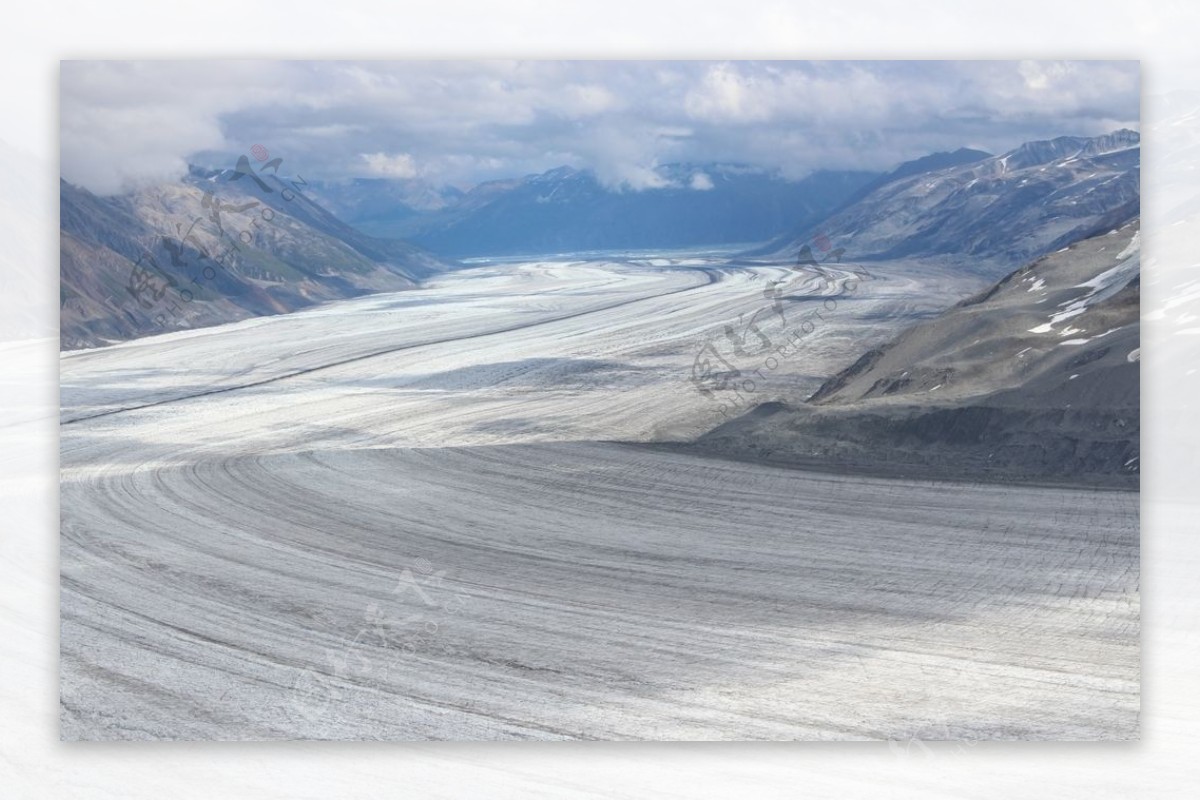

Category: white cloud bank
[61, 60, 1140, 195]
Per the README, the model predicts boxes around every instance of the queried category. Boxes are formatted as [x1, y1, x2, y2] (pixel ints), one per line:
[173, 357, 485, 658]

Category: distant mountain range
[61, 129, 1140, 350]
[313, 165, 881, 257]
[312, 129, 1138, 269]
[302, 176, 466, 231]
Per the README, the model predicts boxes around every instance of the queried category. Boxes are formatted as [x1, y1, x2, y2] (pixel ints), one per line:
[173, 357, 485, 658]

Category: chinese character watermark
[688, 234, 872, 418]
[124, 144, 309, 330]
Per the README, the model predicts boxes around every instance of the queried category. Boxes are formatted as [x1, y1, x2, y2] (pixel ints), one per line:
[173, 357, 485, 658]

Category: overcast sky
[61, 60, 1139, 195]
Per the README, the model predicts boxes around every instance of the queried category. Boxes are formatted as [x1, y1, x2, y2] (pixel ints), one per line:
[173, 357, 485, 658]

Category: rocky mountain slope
[745, 148, 993, 257]
[694, 221, 1140, 487]
[760, 130, 1140, 275]
[60, 167, 449, 350]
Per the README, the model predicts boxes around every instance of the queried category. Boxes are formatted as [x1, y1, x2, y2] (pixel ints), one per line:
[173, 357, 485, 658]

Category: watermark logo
[122, 146, 308, 329]
[688, 233, 871, 418]
[281, 557, 472, 727]
[886, 716, 978, 760]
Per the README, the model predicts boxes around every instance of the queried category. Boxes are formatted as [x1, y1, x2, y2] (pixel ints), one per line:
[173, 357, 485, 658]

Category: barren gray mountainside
[694, 222, 1140, 487]
[760, 130, 1139, 275]
[60, 169, 449, 350]
[744, 147, 993, 257]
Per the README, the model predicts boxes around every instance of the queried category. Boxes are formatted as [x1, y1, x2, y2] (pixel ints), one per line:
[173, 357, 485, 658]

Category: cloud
[361, 152, 418, 179]
[611, 164, 673, 191]
[684, 63, 773, 123]
[60, 60, 1140, 196]
[689, 172, 714, 190]
[60, 61, 285, 194]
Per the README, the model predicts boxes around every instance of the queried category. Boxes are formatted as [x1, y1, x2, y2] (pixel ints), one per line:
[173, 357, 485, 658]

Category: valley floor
[59, 253, 1138, 740]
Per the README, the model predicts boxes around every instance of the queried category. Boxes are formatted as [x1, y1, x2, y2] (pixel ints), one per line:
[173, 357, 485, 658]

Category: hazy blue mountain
[353, 164, 881, 257]
[299, 177, 465, 233]
[762, 130, 1139, 274]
